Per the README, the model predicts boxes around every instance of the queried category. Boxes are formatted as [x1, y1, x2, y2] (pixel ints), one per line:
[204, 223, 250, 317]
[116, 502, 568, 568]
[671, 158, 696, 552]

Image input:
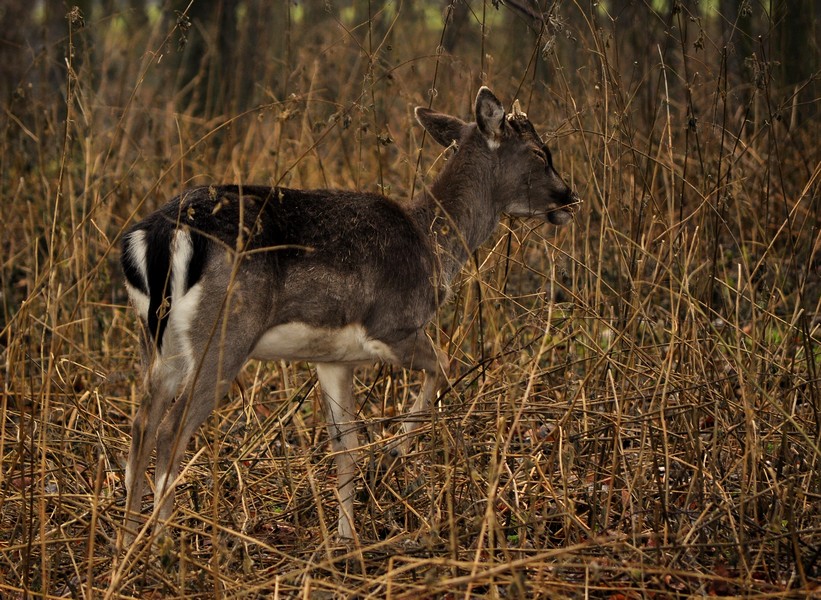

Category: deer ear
[474, 87, 505, 147]
[415, 107, 466, 148]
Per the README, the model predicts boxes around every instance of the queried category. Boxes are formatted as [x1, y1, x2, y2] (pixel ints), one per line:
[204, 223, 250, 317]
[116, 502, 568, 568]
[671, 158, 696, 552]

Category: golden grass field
[1, 2, 818, 597]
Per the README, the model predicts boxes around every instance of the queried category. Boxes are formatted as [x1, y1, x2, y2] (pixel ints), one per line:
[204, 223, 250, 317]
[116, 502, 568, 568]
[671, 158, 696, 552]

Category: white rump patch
[145, 281, 202, 394]
[170, 230, 194, 299]
[147, 229, 202, 379]
[251, 322, 398, 364]
[125, 280, 150, 323]
[168, 282, 202, 370]
[165, 230, 200, 373]
[123, 230, 150, 320]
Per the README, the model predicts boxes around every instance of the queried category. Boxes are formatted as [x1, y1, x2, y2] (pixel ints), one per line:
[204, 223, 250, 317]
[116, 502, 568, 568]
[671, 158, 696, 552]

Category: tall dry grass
[0, 2, 818, 597]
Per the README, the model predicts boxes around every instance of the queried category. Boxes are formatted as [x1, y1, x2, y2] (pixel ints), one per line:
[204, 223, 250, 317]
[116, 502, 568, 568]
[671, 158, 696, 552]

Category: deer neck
[412, 150, 501, 286]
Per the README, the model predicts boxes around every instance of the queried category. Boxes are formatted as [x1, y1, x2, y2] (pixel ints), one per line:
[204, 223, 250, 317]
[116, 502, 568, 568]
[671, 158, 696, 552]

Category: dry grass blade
[0, 1, 819, 598]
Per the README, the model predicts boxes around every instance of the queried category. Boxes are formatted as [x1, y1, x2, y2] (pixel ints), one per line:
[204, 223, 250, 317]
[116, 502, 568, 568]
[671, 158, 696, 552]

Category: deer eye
[541, 146, 555, 167]
[532, 149, 547, 163]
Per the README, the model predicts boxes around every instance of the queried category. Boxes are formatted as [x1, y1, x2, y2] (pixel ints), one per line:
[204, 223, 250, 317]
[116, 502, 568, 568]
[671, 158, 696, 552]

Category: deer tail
[121, 220, 207, 353]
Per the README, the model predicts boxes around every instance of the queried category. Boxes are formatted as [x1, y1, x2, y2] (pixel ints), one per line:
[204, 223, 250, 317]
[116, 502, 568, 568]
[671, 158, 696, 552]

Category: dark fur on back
[121, 185, 438, 350]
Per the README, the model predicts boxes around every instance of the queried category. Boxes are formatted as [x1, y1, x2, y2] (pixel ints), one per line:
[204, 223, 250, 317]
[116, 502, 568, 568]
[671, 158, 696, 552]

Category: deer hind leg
[388, 331, 450, 459]
[314, 362, 358, 541]
[150, 336, 251, 533]
[123, 356, 186, 543]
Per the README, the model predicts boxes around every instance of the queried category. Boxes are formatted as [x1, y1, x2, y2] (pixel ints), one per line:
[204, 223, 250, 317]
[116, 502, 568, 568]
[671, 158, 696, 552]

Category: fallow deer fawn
[120, 87, 576, 543]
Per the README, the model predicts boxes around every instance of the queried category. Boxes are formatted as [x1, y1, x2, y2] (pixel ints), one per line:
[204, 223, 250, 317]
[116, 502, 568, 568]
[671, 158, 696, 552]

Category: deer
[120, 87, 576, 544]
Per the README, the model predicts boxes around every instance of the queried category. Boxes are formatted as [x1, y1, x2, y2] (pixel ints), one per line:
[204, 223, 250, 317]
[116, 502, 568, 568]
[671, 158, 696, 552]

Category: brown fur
[120, 87, 577, 543]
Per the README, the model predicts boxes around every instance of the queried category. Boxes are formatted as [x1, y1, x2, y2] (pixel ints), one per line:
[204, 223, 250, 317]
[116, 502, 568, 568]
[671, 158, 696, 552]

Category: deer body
[121, 87, 575, 542]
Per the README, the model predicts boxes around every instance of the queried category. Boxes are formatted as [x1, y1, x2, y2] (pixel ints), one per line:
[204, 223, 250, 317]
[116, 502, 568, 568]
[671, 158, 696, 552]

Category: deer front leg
[315, 362, 359, 541]
[387, 332, 449, 460]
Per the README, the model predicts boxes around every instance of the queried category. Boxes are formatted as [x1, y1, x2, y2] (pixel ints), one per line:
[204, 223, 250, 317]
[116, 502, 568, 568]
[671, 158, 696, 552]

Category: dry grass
[1, 2, 819, 598]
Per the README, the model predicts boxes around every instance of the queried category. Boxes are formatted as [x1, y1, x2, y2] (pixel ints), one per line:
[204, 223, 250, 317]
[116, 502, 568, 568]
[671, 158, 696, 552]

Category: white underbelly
[250, 322, 398, 364]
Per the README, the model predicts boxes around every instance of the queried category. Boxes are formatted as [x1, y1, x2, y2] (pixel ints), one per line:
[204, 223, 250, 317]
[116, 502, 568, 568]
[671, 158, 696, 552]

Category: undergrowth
[0, 1, 818, 598]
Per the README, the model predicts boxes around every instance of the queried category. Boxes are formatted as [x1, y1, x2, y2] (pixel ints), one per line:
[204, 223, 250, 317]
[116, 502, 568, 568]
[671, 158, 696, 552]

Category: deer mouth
[546, 192, 580, 225]
[547, 207, 573, 225]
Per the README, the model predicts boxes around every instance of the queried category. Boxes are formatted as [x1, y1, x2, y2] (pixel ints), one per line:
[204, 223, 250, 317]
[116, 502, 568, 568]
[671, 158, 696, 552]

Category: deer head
[415, 87, 576, 227]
